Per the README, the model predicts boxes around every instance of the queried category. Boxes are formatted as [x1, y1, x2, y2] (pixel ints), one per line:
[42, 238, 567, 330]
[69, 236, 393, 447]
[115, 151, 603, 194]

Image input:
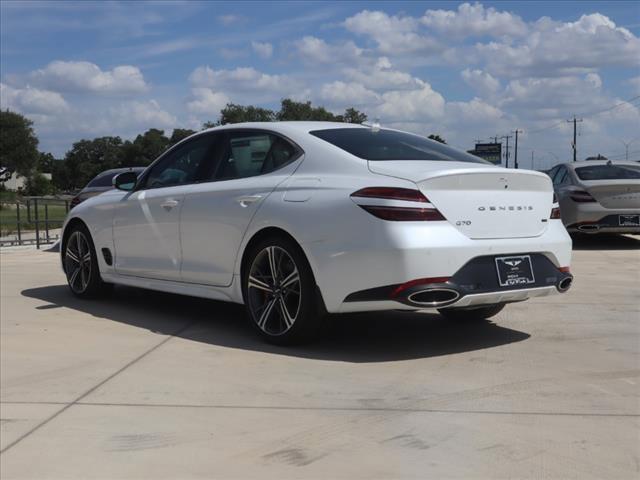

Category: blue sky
[1, 1, 639, 169]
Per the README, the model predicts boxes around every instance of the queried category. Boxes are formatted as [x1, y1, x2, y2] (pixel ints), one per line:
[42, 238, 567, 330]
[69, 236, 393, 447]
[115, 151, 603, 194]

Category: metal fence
[0, 196, 72, 248]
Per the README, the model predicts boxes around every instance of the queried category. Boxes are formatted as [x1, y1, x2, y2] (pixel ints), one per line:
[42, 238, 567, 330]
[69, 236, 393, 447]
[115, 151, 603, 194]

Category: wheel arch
[60, 217, 90, 273]
[238, 226, 327, 313]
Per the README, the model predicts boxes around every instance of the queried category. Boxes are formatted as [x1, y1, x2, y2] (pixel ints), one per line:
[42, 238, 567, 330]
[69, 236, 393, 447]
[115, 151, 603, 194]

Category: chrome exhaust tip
[407, 288, 460, 307]
[557, 276, 573, 292]
[577, 224, 600, 232]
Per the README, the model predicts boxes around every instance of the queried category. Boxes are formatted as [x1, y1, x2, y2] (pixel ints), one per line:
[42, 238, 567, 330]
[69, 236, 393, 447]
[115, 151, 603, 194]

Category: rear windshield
[575, 165, 640, 180]
[310, 128, 488, 163]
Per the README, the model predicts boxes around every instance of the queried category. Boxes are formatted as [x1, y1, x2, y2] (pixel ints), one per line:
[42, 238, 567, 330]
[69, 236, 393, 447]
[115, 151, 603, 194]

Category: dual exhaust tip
[403, 276, 573, 307]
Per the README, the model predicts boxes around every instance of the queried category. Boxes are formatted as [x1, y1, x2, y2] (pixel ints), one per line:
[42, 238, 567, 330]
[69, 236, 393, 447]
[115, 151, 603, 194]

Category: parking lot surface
[1, 235, 639, 479]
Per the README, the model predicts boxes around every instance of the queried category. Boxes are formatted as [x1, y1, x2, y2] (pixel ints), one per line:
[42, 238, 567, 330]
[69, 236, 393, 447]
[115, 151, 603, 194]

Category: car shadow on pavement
[571, 233, 640, 250]
[22, 285, 530, 363]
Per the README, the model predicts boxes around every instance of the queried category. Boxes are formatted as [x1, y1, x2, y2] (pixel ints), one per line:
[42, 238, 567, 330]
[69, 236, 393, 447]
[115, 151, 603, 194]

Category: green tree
[428, 134, 446, 144]
[340, 107, 368, 124]
[169, 128, 196, 146]
[0, 110, 39, 177]
[218, 103, 276, 125]
[132, 128, 169, 165]
[23, 172, 53, 196]
[277, 99, 338, 121]
[62, 136, 123, 190]
[37, 152, 55, 173]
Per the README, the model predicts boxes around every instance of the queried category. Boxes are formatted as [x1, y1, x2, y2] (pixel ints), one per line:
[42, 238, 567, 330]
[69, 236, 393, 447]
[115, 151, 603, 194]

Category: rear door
[112, 134, 217, 281]
[180, 129, 302, 286]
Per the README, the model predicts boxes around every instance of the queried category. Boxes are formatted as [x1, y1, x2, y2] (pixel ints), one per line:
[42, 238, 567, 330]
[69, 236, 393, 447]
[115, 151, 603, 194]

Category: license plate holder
[619, 214, 640, 226]
[495, 255, 535, 287]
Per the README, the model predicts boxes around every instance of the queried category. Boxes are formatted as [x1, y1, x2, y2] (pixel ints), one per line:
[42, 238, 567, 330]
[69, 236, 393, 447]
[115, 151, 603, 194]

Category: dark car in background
[70, 167, 145, 209]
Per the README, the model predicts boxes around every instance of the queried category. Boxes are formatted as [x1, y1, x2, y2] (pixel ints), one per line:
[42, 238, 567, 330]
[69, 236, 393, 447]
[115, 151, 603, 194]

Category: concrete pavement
[1, 235, 639, 479]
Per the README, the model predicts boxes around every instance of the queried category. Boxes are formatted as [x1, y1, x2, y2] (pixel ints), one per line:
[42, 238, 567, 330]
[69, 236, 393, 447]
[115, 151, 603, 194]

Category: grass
[0, 201, 69, 236]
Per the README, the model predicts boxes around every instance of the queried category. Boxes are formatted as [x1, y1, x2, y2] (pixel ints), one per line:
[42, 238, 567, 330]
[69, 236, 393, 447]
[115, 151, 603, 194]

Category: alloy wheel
[65, 231, 92, 294]
[247, 246, 301, 335]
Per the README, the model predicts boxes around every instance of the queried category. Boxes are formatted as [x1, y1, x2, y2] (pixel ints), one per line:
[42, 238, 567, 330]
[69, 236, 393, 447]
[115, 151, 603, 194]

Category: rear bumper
[341, 253, 572, 312]
[302, 220, 572, 313]
[566, 213, 640, 234]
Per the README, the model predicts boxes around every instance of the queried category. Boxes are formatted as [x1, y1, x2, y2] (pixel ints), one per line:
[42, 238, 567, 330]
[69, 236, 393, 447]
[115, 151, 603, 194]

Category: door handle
[161, 199, 180, 211]
[236, 195, 263, 207]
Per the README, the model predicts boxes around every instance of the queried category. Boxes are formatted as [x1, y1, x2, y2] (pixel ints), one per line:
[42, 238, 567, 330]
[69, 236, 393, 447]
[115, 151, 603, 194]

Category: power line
[525, 94, 640, 136]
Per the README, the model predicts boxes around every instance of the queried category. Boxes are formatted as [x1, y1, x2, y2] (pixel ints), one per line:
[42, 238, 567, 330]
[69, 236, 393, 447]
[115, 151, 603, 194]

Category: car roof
[563, 160, 640, 169]
[201, 121, 368, 135]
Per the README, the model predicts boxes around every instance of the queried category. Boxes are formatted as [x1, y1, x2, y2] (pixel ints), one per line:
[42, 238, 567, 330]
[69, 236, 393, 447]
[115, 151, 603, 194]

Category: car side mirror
[113, 171, 138, 191]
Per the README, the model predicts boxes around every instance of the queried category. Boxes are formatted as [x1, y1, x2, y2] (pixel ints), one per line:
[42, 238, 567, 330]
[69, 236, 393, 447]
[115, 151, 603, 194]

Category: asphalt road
[1, 235, 639, 479]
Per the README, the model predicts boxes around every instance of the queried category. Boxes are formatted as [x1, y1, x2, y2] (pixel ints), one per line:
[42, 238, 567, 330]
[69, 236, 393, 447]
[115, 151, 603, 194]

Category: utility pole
[492, 135, 499, 144]
[512, 129, 522, 169]
[501, 135, 513, 168]
[531, 150, 534, 170]
[567, 116, 583, 162]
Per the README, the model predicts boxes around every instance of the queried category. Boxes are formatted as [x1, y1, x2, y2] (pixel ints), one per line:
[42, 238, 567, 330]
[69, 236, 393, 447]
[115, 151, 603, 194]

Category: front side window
[575, 164, 640, 180]
[143, 135, 216, 189]
[215, 131, 299, 180]
[310, 128, 488, 163]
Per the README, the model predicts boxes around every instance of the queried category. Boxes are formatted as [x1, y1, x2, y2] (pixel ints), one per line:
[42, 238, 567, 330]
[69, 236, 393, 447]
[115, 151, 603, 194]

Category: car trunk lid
[581, 180, 640, 208]
[368, 160, 553, 239]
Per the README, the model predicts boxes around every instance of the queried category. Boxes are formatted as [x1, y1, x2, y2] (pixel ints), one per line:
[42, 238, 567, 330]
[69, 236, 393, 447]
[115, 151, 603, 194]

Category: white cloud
[629, 76, 640, 95]
[0, 83, 69, 114]
[319, 81, 379, 106]
[251, 41, 273, 59]
[344, 10, 441, 54]
[294, 36, 363, 64]
[475, 13, 640, 77]
[461, 68, 500, 96]
[445, 97, 504, 122]
[108, 100, 176, 128]
[189, 66, 299, 94]
[27, 61, 148, 94]
[421, 2, 527, 38]
[344, 57, 424, 91]
[186, 88, 230, 115]
[374, 83, 445, 122]
[216, 14, 244, 26]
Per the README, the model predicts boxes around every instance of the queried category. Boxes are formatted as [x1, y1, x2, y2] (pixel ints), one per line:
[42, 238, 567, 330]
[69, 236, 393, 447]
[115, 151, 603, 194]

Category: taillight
[559, 266, 571, 273]
[569, 190, 596, 203]
[550, 207, 561, 219]
[351, 187, 446, 221]
[351, 187, 427, 203]
[70, 196, 81, 209]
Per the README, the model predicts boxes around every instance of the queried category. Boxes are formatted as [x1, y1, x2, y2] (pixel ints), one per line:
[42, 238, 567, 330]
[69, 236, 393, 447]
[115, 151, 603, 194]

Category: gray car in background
[548, 161, 640, 234]
[69, 167, 145, 209]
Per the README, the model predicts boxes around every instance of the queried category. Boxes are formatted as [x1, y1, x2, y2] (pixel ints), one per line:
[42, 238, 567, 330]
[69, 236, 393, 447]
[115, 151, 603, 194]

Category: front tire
[438, 303, 505, 321]
[242, 235, 323, 345]
[63, 224, 108, 298]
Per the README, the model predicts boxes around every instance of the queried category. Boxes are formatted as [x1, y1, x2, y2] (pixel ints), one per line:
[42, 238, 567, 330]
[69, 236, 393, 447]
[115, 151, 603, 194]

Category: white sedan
[61, 122, 573, 344]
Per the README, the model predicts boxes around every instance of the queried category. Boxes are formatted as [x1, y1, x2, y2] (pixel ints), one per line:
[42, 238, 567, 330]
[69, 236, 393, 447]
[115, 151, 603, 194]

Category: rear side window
[575, 165, 640, 180]
[310, 128, 488, 163]
[215, 132, 299, 180]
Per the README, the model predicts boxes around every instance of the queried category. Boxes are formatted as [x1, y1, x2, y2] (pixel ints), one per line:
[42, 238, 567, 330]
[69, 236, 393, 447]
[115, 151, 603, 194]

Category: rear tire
[242, 235, 324, 345]
[438, 303, 505, 321]
[63, 223, 109, 298]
